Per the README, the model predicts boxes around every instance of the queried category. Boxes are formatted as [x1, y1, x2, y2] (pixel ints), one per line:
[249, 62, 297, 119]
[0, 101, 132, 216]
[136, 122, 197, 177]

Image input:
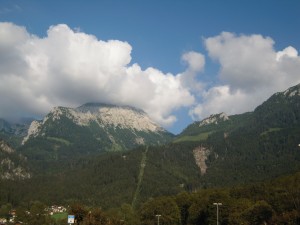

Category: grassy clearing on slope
[173, 132, 212, 143]
[260, 128, 282, 136]
[47, 137, 71, 146]
[132, 146, 148, 209]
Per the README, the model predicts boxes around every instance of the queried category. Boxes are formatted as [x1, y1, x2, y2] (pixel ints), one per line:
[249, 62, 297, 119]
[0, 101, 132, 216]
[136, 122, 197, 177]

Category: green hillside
[17, 104, 174, 173]
[0, 83, 300, 219]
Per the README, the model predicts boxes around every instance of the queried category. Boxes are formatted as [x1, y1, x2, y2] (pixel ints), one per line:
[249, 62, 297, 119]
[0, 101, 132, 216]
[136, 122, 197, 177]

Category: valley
[0, 83, 300, 224]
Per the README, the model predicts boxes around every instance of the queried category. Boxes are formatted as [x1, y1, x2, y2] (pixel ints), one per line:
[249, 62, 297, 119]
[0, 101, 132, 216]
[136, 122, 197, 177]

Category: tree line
[1, 171, 299, 225]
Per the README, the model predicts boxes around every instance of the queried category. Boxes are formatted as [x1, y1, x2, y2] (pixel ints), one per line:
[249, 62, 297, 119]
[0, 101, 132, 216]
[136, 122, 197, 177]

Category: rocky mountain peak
[74, 103, 161, 131]
[199, 112, 229, 127]
[77, 103, 144, 113]
[283, 83, 300, 98]
[22, 103, 171, 149]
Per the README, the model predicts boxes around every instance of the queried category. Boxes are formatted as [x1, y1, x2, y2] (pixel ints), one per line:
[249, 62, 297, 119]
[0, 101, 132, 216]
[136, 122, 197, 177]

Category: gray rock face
[22, 103, 173, 151]
[0, 140, 31, 180]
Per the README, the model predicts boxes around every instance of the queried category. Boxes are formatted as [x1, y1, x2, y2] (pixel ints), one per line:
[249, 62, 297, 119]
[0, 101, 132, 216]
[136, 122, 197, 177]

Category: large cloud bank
[0, 22, 196, 126]
[0, 23, 300, 127]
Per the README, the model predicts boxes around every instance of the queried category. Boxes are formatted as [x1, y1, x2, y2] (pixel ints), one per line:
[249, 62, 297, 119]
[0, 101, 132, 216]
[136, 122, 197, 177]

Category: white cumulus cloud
[0, 22, 196, 126]
[1, 23, 300, 128]
[179, 51, 206, 92]
[181, 51, 205, 72]
[276, 46, 298, 61]
[190, 32, 300, 120]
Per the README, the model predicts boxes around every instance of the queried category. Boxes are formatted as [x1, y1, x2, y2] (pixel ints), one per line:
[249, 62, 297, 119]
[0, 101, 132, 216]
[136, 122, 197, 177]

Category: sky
[0, 0, 300, 134]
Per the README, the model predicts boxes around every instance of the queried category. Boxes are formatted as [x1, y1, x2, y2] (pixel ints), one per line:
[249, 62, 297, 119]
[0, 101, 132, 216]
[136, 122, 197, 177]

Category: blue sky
[0, 0, 300, 134]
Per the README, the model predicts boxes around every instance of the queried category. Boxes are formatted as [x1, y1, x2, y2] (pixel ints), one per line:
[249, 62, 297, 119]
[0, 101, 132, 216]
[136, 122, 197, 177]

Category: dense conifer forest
[1, 172, 300, 224]
[1, 84, 300, 224]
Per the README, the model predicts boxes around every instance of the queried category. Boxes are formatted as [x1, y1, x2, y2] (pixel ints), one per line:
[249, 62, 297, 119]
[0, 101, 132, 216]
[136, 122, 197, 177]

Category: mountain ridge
[1, 83, 300, 210]
[23, 103, 167, 144]
[20, 103, 173, 166]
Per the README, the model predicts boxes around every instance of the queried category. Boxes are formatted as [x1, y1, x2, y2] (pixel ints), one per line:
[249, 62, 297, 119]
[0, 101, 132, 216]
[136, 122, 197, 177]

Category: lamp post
[88, 211, 91, 225]
[156, 214, 161, 225]
[213, 203, 222, 225]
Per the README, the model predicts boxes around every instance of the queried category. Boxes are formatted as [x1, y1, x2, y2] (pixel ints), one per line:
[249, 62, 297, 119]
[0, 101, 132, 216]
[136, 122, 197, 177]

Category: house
[0, 217, 7, 225]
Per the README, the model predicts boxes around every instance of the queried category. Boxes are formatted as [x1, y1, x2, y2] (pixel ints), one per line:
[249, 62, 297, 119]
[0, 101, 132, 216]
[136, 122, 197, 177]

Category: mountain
[0, 118, 31, 148]
[254, 83, 300, 128]
[175, 83, 300, 186]
[1, 84, 300, 209]
[0, 139, 31, 180]
[0, 119, 11, 133]
[179, 83, 300, 138]
[20, 103, 173, 165]
[0, 118, 32, 136]
[199, 112, 229, 126]
[23, 103, 173, 148]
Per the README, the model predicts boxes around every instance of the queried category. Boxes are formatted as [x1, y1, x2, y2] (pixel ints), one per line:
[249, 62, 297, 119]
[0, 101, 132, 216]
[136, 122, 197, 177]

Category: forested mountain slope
[18, 103, 173, 170]
[1, 84, 300, 210]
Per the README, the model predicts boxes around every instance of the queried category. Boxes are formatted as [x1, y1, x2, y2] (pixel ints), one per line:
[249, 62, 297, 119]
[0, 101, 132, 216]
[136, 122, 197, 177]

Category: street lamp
[156, 214, 161, 225]
[213, 203, 222, 225]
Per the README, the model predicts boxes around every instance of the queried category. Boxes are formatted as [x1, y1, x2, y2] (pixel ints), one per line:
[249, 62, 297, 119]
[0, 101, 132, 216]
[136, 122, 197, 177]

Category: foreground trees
[140, 196, 180, 225]
[137, 172, 300, 225]
[69, 203, 139, 225]
[2, 172, 300, 225]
